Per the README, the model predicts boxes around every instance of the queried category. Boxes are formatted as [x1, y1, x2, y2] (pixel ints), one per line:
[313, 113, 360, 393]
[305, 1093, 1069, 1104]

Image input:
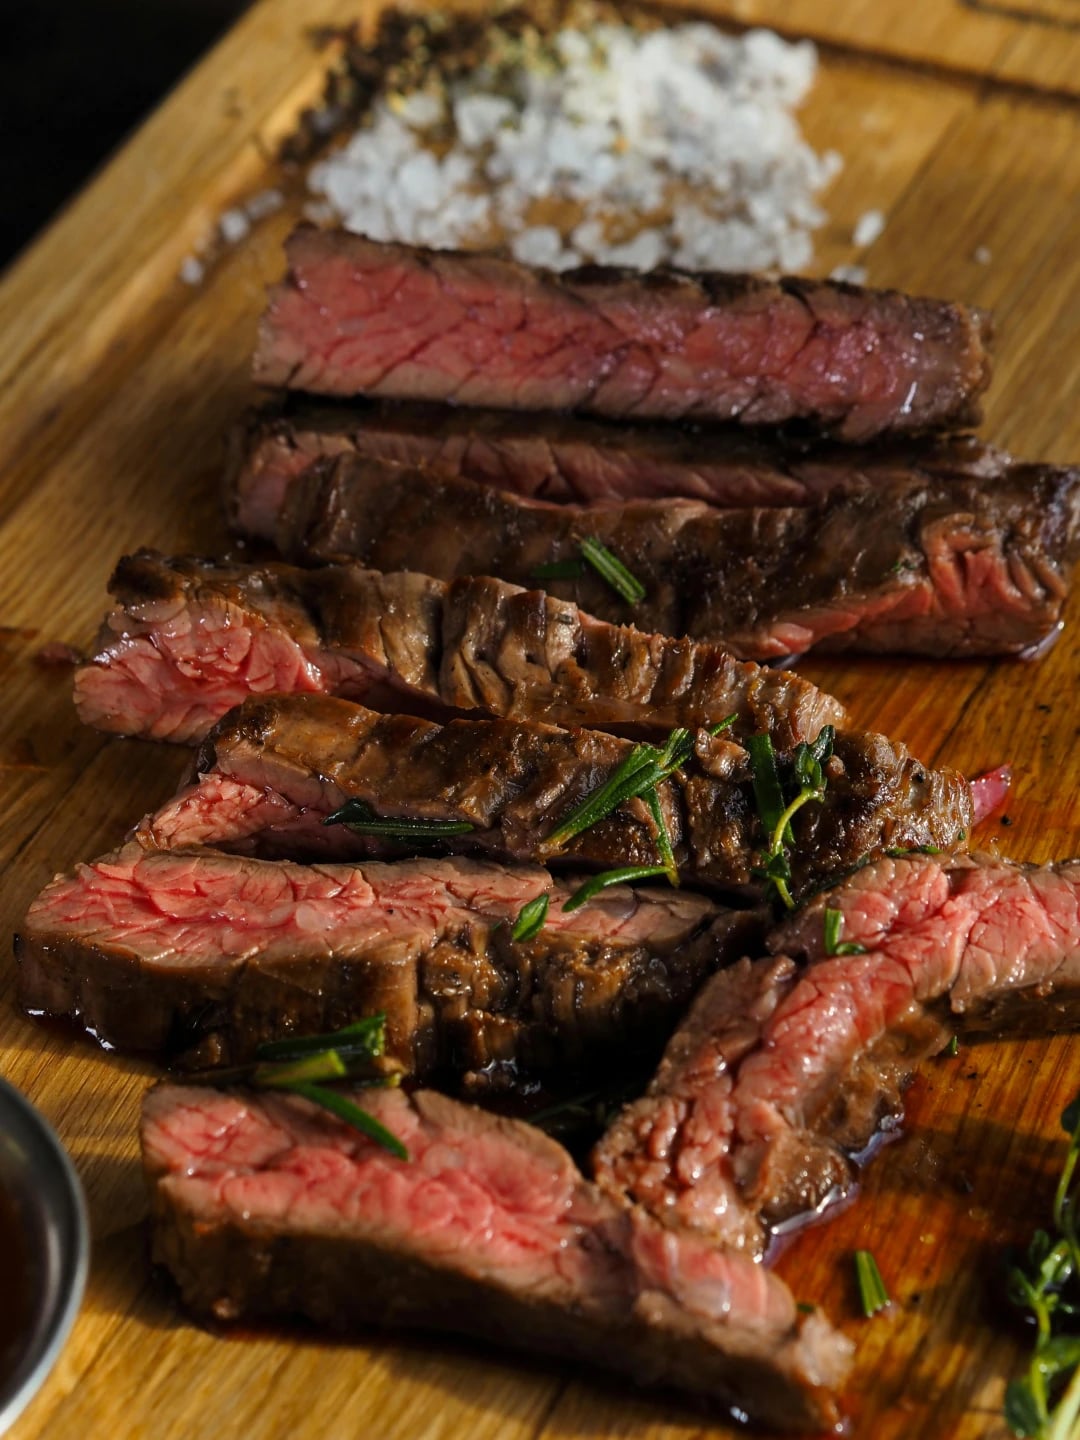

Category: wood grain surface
[2, 2, 1079, 1437]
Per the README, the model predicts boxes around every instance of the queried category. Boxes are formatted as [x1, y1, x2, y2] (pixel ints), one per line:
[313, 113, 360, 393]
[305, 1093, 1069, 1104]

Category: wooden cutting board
[1, 2, 1079, 1436]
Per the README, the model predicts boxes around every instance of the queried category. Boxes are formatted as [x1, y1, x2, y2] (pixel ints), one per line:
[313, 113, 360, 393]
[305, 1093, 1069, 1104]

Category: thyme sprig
[1005, 1092, 1080, 1438]
[749, 726, 835, 910]
[189, 1016, 408, 1161]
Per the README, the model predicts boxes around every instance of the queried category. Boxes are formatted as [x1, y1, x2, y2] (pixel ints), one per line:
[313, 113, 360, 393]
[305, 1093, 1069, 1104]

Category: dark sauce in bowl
[0, 1181, 35, 1393]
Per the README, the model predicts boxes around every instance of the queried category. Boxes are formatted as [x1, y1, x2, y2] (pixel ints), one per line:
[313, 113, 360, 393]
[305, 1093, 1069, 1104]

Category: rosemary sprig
[579, 536, 647, 604]
[749, 726, 834, 910]
[543, 718, 734, 856]
[190, 1016, 408, 1160]
[1004, 1091, 1080, 1438]
[855, 1249, 890, 1317]
[645, 786, 679, 887]
[324, 798, 474, 839]
[823, 906, 866, 957]
[511, 892, 549, 941]
[561, 864, 669, 913]
[287, 1081, 409, 1161]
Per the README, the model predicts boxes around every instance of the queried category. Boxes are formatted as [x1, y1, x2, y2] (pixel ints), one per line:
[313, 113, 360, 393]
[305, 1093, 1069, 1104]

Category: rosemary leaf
[288, 1081, 409, 1160]
[254, 1050, 348, 1088]
[746, 733, 787, 838]
[324, 797, 475, 840]
[511, 892, 549, 942]
[579, 536, 647, 604]
[823, 906, 867, 957]
[645, 786, 679, 887]
[561, 864, 669, 914]
[855, 1250, 890, 1317]
[255, 1015, 387, 1062]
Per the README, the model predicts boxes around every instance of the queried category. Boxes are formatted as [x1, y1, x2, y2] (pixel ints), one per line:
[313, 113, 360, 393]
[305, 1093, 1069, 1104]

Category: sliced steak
[269, 458, 1080, 659]
[73, 551, 846, 745]
[142, 1083, 853, 1431]
[254, 227, 992, 440]
[141, 693, 971, 901]
[595, 853, 1080, 1248]
[228, 400, 1014, 536]
[16, 844, 757, 1076]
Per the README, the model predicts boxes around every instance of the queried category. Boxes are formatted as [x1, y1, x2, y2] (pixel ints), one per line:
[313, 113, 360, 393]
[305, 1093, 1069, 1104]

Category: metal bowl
[0, 1079, 89, 1435]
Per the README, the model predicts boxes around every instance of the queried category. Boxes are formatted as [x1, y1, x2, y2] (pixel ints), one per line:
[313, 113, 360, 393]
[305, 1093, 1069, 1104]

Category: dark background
[0, 0, 250, 269]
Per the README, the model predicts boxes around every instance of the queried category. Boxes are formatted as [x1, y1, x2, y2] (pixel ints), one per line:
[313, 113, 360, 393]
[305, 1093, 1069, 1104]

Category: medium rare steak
[594, 853, 1080, 1249]
[228, 400, 1013, 534]
[16, 844, 757, 1076]
[267, 457, 1080, 659]
[142, 1083, 853, 1431]
[142, 692, 971, 900]
[253, 227, 992, 440]
[73, 551, 845, 745]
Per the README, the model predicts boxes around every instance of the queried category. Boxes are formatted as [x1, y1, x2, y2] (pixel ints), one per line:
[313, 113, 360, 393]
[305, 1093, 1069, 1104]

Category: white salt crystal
[178, 255, 204, 286]
[454, 93, 515, 148]
[853, 209, 885, 248]
[219, 207, 250, 244]
[511, 226, 569, 268]
[830, 263, 868, 285]
[973, 245, 992, 265]
[393, 89, 445, 128]
[245, 188, 284, 221]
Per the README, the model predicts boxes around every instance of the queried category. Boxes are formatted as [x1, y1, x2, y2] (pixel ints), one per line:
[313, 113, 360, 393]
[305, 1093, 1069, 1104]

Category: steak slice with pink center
[142, 1083, 852, 1431]
[139, 692, 971, 901]
[16, 844, 757, 1079]
[268, 457, 1080, 659]
[594, 854, 1080, 1249]
[228, 400, 1015, 531]
[254, 227, 991, 440]
[73, 551, 846, 746]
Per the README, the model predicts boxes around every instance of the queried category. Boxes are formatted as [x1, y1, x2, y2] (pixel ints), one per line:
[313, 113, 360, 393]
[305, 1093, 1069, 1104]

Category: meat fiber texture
[594, 853, 1080, 1251]
[16, 844, 756, 1076]
[267, 458, 1080, 660]
[72, 551, 846, 747]
[229, 400, 1017, 531]
[142, 1083, 853, 1431]
[142, 692, 971, 901]
[253, 227, 992, 441]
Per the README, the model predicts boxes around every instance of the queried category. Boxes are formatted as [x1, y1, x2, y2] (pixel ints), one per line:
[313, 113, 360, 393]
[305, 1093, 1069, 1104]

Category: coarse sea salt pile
[306, 22, 843, 273]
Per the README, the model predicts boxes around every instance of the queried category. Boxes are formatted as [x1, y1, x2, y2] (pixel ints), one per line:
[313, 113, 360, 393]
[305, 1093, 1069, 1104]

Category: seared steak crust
[143, 693, 972, 900]
[143, 1083, 853, 1432]
[269, 459, 1080, 659]
[254, 227, 992, 440]
[16, 844, 757, 1076]
[73, 551, 846, 745]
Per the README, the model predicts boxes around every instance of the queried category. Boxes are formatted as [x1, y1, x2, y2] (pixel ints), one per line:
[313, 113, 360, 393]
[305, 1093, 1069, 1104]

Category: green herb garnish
[193, 1016, 408, 1160]
[1004, 1091, 1080, 1437]
[511, 892, 549, 941]
[750, 726, 834, 910]
[561, 864, 669, 914]
[944, 1035, 959, 1059]
[286, 1081, 409, 1161]
[645, 786, 679, 887]
[855, 1249, 890, 1317]
[544, 718, 734, 857]
[823, 907, 867, 957]
[579, 536, 647, 605]
[324, 798, 474, 840]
